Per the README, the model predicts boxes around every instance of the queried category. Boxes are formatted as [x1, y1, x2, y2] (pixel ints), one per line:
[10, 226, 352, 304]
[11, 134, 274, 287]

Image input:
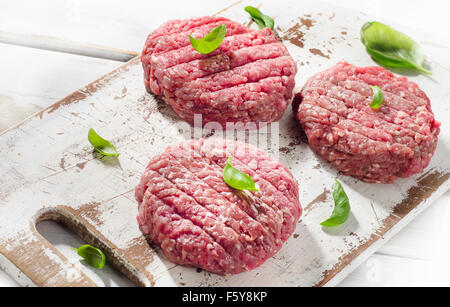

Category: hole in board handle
[35, 207, 142, 287]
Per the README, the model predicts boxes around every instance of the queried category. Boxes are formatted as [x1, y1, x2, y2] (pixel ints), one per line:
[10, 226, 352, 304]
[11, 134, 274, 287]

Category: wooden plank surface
[0, 31, 139, 62]
[1, 0, 448, 63]
[343, 189, 450, 286]
[1, 0, 450, 287]
[2, 0, 450, 287]
[0, 0, 240, 55]
[0, 43, 121, 132]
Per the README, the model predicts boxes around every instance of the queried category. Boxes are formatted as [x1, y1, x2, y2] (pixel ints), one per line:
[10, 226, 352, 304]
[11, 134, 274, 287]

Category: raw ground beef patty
[293, 62, 440, 183]
[141, 16, 298, 127]
[135, 138, 302, 275]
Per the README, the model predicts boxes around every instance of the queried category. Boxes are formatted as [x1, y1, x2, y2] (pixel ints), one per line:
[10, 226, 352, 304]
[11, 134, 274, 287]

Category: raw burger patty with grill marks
[293, 62, 440, 183]
[135, 138, 302, 275]
[141, 16, 298, 127]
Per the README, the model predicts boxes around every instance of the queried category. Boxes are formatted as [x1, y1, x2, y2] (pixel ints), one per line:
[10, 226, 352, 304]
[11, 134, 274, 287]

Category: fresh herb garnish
[189, 24, 227, 54]
[321, 180, 351, 227]
[245, 6, 274, 30]
[369, 85, 384, 109]
[72, 244, 106, 269]
[361, 21, 432, 75]
[223, 157, 259, 191]
[88, 128, 119, 157]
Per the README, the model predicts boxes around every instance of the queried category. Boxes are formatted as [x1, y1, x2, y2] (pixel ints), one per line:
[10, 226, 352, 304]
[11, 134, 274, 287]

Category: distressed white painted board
[1, 0, 450, 287]
[0, 43, 121, 132]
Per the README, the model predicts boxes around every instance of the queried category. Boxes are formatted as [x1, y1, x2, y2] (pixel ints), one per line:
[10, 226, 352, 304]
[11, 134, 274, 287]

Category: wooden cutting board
[1, 0, 450, 287]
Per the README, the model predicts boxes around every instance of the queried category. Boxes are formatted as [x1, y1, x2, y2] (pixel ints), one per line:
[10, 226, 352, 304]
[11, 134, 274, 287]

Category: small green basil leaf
[321, 180, 351, 227]
[245, 6, 275, 30]
[223, 157, 259, 191]
[73, 244, 106, 269]
[88, 128, 119, 157]
[369, 85, 384, 109]
[361, 21, 432, 75]
[189, 24, 227, 54]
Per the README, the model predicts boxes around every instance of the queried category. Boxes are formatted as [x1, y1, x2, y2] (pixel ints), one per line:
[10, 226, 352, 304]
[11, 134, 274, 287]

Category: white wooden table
[1, 0, 450, 287]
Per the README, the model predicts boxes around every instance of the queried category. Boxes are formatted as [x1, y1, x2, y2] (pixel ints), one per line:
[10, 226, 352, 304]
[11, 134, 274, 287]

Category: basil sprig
[245, 6, 274, 30]
[189, 24, 227, 54]
[361, 21, 431, 75]
[72, 244, 106, 269]
[321, 180, 351, 227]
[369, 85, 384, 109]
[88, 128, 119, 157]
[223, 157, 259, 191]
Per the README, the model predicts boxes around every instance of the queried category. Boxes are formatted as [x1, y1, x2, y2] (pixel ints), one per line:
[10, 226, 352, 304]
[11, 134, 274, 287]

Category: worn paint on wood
[1, 0, 450, 287]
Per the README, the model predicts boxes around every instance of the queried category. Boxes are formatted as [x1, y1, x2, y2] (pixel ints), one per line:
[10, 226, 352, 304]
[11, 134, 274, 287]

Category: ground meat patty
[135, 138, 302, 275]
[293, 62, 440, 183]
[141, 17, 297, 127]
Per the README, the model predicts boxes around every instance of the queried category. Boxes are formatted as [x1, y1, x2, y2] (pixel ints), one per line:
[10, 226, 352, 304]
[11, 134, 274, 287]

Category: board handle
[35, 206, 153, 287]
[0, 219, 97, 287]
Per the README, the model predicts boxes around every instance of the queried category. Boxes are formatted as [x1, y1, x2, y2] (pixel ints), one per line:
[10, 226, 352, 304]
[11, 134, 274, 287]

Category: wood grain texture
[1, 0, 450, 287]
[0, 43, 121, 133]
[1, 226, 97, 287]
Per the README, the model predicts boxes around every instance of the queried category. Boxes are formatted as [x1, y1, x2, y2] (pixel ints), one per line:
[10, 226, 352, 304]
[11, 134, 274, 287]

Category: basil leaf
[88, 128, 119, 157]
[73, 244, 106, 269]
[369, 85, 384, 109]
[189, 24, 227, 54]
[321, 180, 351, 227]
[361, 21, 432, 75]
[223, 157, 259, 191]
[245, 6, 274, 30]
